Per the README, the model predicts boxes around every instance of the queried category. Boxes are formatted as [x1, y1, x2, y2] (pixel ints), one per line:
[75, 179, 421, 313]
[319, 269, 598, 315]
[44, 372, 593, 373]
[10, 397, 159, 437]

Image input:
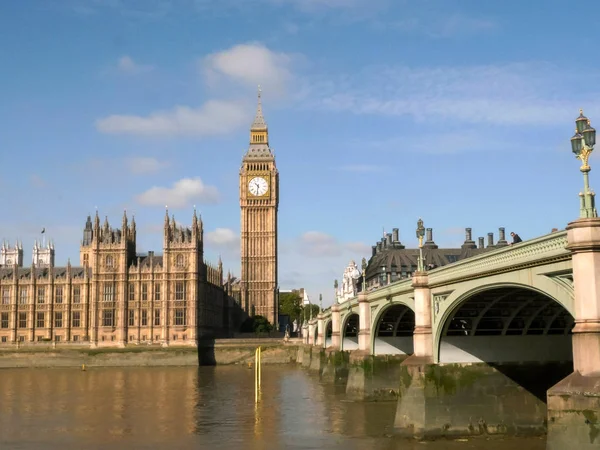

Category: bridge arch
[435, 283, 574, 365]
[340, 312, 359, 351]
[324, 319, 332, 348]
[371, 302, 415, 356]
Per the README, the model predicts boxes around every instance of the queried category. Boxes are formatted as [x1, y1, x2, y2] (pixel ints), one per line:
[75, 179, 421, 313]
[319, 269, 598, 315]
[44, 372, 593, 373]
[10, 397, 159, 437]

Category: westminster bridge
[300, 218, 600, 450]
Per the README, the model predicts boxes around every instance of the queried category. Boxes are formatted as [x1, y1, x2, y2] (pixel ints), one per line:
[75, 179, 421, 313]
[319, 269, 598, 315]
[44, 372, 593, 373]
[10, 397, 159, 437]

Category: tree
[302, 304, 320, 320]
[279, 291, 303, 323]
[240, 315, 273, 334]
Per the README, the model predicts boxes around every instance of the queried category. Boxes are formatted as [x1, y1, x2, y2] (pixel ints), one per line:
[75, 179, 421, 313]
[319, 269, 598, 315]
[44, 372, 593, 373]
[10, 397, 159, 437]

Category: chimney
[381, 237, 387, 248]
[376, 242, 382, 253]
[465, 228, 473, 242]
[386, 233, 392, 246]
[478, 237, 484, 249]
[148, 251, 154, 258]
[392, 228, 399, 243]
[487, 232, 494, 248]
[496, 227, 508, 247]
[372, 245, 377, 257]
[426, 228, 433, 243]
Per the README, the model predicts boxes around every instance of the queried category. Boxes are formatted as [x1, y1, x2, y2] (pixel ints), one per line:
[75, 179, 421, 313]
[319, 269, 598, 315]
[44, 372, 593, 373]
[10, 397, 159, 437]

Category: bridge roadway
[300, 218, 600, 449]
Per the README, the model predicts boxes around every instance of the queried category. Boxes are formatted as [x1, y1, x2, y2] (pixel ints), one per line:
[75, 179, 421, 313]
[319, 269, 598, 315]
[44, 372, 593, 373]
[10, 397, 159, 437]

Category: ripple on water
[0, 366, 546, 450]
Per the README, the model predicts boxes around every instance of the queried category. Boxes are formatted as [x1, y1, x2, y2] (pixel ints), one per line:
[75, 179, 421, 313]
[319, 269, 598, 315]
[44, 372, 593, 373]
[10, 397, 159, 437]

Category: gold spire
[250, 85, 268, 144]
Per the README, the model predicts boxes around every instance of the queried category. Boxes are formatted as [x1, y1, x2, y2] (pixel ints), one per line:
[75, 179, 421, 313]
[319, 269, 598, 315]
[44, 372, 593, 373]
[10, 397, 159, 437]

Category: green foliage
[303, 304, 320, 319]
[240, 315, 273, 334]
[279, 292, 303, 323]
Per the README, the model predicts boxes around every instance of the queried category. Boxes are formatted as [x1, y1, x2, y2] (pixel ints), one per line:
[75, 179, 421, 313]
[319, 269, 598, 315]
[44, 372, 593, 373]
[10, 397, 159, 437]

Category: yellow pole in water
[254, 347, 258, 403]
[258, 346, 261, 389]
[255, 346, 262, 403]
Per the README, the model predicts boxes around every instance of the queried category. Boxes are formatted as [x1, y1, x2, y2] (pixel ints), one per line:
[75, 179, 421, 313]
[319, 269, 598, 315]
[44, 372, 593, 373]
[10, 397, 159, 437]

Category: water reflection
[0, 366, 546, 450]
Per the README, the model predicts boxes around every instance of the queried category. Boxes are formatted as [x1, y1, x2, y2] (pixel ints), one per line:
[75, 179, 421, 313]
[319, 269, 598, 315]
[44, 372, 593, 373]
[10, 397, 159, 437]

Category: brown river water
[0, 365, 545, 450]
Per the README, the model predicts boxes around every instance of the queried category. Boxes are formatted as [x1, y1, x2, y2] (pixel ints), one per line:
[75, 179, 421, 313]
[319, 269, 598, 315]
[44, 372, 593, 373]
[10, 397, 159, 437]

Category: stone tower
[32, 239, 54, 267]
[79, 211, 137, 345]
[239, 87, 279, 325]
[0, 240, 23, 267]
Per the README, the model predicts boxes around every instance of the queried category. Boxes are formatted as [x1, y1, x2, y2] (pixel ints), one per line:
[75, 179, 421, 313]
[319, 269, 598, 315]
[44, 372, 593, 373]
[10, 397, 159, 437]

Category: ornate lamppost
[571, 109, 598, 218]
[416, 218, 425, 272]
[361, 257, 367, 291]
[333, 279, 338, 303]
[319, 293, 323, 312]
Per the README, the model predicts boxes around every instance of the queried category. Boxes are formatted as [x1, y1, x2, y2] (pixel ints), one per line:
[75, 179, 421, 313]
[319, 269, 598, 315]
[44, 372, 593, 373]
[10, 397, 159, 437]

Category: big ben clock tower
[240, 87, 279, 325]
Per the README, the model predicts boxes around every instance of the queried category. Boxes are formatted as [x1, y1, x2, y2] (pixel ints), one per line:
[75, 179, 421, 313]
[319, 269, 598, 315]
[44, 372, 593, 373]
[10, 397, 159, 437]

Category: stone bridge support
[317, 314, 324, 347]
[412, 272, 433, 360]
[331, 304, 341, 350]
[308, 322, 316, 346]
[548, 218, 600, 450]
[358, 292, 371, 352]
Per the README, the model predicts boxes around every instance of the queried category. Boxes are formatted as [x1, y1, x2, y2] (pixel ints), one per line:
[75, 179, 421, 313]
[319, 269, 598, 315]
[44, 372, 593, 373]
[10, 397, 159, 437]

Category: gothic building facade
[0, 210, 243, 347]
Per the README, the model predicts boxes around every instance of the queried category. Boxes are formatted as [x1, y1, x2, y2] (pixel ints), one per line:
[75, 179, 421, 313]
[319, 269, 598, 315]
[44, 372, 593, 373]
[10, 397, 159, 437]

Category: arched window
[106, 255, 113, 268]
[83, 254, 89, 266]
[176, 254, 184, 267]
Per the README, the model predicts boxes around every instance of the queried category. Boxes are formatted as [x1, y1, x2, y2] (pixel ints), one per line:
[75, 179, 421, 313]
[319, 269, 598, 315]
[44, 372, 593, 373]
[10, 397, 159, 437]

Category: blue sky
[1, 0, 600, 306]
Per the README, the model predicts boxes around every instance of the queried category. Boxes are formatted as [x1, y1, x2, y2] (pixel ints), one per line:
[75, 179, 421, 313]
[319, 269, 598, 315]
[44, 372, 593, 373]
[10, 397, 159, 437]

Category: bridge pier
[330, 303, 341, 350]
[308, 322, 316, 346]
[547, 218, 600, 450]
[412, 272, 433, 361]
[358, 292, 372, 352]
[316, 314, 324, 347]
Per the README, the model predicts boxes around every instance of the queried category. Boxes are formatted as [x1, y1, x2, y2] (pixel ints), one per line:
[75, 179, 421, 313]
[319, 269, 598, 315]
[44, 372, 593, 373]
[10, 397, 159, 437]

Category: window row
[0, 281, 190, 305]
[97, 254, 188, 268]
[1, 309, 188, 329]
[123, 281, 187, 302]
[1, 311, 82, 328]
[0, 286, 82, 305]
[102, 309, 187, 327]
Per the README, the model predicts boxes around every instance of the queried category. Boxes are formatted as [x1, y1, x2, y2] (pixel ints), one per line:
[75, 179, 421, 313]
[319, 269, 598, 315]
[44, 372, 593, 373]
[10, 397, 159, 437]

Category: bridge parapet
[427, 231, 569, 287]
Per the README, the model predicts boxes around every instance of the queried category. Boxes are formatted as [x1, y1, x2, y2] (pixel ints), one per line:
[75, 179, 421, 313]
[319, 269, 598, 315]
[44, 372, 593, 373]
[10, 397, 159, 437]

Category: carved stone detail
[433, 294, 450, 317]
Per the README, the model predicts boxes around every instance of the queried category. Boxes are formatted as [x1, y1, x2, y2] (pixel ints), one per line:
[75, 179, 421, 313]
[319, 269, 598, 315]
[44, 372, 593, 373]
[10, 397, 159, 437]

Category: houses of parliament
[0, 90, 279, 347]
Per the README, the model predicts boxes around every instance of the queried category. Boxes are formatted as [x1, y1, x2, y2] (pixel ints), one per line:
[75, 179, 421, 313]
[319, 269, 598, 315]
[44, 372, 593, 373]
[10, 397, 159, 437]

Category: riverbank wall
[0, 339, 298, 368]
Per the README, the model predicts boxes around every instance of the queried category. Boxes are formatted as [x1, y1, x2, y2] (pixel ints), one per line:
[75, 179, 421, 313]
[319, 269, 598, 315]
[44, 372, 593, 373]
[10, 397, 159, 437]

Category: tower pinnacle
[250, 86, 268, 145]
[251, 85, 267, 130]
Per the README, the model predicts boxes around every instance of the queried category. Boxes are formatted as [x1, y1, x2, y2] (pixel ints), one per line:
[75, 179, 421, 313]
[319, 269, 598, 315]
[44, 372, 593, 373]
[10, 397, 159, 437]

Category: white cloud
[127, 157, 169, 175]
[95, 99, 249, 137]
[298, 231, 369, 258]
[304, 62, 600, 127]
[205, 228, 240, 249]
[116, 55, 154, 74]
[202, 43, 293, 94]
[135, 178, 220, 208]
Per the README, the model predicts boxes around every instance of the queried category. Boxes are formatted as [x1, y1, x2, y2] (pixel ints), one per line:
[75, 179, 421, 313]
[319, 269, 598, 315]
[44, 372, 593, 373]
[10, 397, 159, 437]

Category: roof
[0, 266, 89, 281]
[364, 229, 506, 280]
[244, 143, 273, 160]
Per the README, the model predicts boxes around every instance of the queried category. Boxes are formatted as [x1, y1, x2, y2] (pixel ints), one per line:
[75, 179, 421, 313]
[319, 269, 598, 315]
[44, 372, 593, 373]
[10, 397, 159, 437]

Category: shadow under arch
[340, 312, 359, 351]
[371, 302, 415, 356]
[436, 285, 574, 401]
[324, 319, 332, 348]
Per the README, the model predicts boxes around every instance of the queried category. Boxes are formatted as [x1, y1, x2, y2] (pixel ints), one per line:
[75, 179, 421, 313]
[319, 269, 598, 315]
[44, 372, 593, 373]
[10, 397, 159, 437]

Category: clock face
[248, 177, 269, 196]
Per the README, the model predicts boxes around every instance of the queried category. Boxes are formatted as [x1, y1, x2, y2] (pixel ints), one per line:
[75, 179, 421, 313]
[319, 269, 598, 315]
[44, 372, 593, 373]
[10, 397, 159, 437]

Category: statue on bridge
[337, 260, 361, 303]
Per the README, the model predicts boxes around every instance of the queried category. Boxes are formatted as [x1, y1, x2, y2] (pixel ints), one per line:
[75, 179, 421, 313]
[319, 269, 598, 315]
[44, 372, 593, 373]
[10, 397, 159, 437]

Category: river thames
[0, 365, 546, 450]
